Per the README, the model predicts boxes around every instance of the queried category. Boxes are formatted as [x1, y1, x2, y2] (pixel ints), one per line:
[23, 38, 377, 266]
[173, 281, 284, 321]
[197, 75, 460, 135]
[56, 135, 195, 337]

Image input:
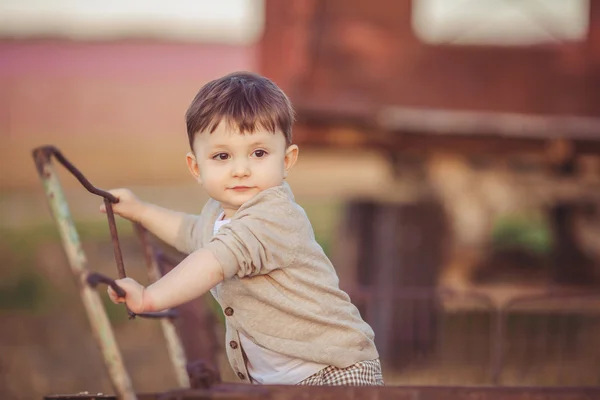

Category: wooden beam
[46, 385, 600, 400]
[377, 107, 600, 141]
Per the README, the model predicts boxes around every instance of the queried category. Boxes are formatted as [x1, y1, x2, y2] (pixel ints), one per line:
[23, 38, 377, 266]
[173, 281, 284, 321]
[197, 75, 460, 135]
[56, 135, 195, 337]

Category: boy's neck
[222, 208, 236, 220]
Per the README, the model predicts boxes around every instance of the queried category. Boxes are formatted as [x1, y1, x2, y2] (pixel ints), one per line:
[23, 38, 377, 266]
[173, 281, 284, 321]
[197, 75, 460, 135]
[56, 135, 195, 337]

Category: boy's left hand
[107, 277, 146, 314]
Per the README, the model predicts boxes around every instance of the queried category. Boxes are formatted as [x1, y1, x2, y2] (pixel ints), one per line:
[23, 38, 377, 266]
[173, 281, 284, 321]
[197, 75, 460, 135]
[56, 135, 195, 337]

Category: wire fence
[350, 285, 600, 386]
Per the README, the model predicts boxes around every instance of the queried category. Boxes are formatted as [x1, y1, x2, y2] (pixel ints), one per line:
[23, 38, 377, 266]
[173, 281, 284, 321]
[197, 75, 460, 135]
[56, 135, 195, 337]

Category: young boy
[103, 71, 383, 386]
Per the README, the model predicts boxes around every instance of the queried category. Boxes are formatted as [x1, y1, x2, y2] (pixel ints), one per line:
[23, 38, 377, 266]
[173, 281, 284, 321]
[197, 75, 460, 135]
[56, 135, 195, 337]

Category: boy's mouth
[229, 186, 253, 192]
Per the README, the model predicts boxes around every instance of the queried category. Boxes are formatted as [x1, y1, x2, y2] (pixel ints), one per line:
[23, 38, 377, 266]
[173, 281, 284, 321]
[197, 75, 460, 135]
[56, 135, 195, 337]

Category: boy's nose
[231, 159, 251, 177]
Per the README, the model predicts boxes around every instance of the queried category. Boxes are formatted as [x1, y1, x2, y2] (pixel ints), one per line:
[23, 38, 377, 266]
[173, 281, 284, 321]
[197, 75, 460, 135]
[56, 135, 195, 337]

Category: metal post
[134, 223, 190, 388]
[491, 306, 505, 386]
[33, 148, 137, 400]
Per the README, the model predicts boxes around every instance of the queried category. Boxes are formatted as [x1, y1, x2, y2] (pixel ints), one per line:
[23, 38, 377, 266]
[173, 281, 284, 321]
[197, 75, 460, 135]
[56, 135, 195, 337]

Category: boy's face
[186, 120, 298, 218]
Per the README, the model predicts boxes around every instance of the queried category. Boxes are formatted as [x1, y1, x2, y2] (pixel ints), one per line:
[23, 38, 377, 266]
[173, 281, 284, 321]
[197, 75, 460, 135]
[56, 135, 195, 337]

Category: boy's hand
[107, 277, 147, 314]
[99, 188, 146, 222]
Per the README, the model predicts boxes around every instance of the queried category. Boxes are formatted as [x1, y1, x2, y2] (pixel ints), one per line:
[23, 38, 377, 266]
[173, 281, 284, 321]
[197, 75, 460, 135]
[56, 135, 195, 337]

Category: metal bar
[491, 307, 505, 386]
[103, 197, 138, 319]
[155, 251, 222, 388]
[38, 145, 120, 202]
[86, 272, 177, 319]
[32, 147, 137, 400]
[104, 198, 127, 280]
[134, 223, 191, 388]
[87, 271, 127, 298]
[504, 289, 600, 310]
[44, 384, 600, 400]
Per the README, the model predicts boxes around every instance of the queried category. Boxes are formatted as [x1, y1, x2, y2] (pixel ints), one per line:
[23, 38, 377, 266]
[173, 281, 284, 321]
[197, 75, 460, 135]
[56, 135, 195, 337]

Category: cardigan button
[224, 307, 234, 316]
[237, 372, 245, 380]
[229, 340, 238, 349]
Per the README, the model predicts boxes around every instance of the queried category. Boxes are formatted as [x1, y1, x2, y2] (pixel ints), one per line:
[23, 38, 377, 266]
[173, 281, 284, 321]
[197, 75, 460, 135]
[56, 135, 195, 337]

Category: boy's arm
[137, 203, 187, 249]
[100, 188, 188, 249]
[108, 248, 224, 313]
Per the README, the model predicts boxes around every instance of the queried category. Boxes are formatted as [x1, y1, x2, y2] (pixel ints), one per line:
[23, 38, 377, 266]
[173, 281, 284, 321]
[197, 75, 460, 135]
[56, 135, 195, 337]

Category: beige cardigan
[175, 183, 379, 382]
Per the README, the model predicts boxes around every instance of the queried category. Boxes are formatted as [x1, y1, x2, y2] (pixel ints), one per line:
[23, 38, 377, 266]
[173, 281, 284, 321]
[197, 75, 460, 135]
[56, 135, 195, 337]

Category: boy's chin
[217, 193, 258, 208]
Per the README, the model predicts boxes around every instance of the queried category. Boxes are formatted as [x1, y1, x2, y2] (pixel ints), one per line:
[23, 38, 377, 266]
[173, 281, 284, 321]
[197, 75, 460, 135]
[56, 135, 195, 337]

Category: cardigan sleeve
[173, 213, 204, 254]
[173, 198, 219, 254]
[205, 190, 303, 279]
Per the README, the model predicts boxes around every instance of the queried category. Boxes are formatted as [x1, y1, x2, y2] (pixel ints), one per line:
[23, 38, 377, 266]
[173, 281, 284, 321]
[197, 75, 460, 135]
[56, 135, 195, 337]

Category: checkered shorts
[297, 359, 384, 386]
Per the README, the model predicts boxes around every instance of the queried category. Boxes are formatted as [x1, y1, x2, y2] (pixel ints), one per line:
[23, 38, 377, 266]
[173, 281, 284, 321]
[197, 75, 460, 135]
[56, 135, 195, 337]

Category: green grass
[491, 213, 553, 255]
[0, 219, 135, 314]
[0, 272, 47, 311]
[100, 290, 131, 324]
[298, 200, 341, 257]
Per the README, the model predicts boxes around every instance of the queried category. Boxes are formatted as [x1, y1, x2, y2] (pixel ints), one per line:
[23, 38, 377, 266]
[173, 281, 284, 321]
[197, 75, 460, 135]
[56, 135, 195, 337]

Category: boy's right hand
[107, 277, 147, 314]
[100, 188, 146, 223]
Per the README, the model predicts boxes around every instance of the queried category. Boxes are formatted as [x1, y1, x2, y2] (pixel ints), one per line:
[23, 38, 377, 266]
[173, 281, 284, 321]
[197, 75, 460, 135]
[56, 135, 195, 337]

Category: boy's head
[184, 72, 299, 217]
[185, 71, 294, 150]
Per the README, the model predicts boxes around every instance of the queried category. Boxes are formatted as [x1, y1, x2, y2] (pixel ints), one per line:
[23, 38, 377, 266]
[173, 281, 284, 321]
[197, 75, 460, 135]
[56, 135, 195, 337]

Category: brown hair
[185, 71, 295, 149]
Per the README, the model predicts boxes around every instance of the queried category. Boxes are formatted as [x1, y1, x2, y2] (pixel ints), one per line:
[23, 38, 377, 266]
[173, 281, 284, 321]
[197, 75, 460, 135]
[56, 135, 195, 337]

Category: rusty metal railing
[32, 145, 192, 399]
[33, 145, 137, 400]
[33, 147, 174, 318]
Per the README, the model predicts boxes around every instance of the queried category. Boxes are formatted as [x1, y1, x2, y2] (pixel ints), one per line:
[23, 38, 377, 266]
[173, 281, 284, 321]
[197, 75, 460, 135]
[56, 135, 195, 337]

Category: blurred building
[0, 1, 264, 189]
[260, 0, 600, 373]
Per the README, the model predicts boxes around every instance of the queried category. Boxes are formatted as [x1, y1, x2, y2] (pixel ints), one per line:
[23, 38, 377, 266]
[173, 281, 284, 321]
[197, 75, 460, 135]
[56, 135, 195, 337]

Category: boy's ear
[283, 145, 299, 178]
[186, 152, 202, 184]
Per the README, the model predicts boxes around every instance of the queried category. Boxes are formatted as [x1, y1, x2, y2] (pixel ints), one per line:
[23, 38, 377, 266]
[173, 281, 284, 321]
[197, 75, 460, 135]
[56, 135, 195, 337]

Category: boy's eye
[213, 153, 230, 160]
[253, 150, 267, 158]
